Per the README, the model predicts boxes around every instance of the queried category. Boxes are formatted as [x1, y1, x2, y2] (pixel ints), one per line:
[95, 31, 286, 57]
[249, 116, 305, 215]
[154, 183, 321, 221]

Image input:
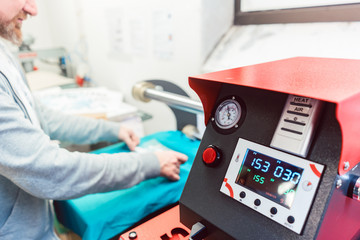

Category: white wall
[203, 22, 360, 73]
[80, 0, 233, 134]
[22, 0, 234, 135]
[23, 0, 80, 50]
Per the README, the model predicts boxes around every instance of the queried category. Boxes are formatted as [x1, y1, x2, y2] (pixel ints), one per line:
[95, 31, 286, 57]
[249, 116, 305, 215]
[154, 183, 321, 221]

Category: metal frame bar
[144, 88, 203, 115]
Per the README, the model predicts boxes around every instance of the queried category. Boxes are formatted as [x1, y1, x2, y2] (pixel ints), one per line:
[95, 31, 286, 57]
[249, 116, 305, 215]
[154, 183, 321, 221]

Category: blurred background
[19, 0, 360, 136]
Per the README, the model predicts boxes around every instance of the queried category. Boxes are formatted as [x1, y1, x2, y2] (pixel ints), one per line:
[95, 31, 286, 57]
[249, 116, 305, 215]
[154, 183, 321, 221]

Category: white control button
[288, 105, 311, 115]
[291, 96, 312, 106]
[282, 122, 305, 134]
[302, 180, 313, 191]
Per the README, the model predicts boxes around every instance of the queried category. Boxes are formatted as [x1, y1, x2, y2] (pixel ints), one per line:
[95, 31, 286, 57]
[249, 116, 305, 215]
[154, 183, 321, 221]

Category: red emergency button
[202, 145, 221, 167]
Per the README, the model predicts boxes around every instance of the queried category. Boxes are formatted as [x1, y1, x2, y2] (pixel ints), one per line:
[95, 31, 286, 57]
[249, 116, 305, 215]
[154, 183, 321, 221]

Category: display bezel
[220, 138, 324, 234]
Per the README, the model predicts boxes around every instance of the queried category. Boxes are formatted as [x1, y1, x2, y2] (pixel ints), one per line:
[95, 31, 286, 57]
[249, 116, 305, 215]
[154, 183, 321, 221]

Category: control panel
[220, 138, 324, 234]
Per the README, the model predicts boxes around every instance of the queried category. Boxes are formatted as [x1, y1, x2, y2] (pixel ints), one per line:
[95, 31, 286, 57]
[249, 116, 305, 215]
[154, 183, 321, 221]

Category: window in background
[241, 0, 360, 12]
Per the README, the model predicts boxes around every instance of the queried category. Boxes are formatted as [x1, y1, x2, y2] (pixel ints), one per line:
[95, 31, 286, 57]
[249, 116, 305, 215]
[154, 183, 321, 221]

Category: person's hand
[155, 151, 188, 181]
[118, 126, 140, 151]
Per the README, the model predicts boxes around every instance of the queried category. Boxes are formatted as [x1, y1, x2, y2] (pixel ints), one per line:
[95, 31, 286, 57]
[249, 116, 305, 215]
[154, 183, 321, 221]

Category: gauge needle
[227, 106, 230, 119]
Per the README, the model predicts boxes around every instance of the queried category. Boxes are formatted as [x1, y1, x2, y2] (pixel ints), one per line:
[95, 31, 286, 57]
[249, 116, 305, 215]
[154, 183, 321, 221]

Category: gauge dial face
[215, 99, 242, 129]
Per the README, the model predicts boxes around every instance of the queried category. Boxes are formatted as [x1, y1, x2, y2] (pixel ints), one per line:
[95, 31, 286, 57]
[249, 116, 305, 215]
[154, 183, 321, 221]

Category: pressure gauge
[214, 97, 242, 130]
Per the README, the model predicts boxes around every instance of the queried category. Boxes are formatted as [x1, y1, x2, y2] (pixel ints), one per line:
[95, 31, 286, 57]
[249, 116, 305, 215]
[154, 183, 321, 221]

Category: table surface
[54, 131, 200, 240]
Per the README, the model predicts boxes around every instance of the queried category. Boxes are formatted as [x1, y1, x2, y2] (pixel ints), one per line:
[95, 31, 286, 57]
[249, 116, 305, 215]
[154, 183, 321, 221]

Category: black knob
[287, 216, 295, 224]
[270, 207, 277, 215]
[240, 191, 246, 198]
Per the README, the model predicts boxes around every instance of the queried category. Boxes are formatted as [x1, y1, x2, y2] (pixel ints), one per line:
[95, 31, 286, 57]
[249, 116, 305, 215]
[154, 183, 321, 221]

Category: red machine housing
[118, 57, 360, 240]
[189, 57, 360, 176]
[181, 57, 360, 239]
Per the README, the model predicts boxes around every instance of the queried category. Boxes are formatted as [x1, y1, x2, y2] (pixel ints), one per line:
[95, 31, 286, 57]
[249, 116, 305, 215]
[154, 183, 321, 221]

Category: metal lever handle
[189, 222, 207, 240]
[353, 177, 360, 201]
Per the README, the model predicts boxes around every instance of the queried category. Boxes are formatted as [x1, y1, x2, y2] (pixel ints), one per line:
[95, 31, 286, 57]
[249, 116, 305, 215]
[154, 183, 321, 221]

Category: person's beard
[0, 11, 27, 46]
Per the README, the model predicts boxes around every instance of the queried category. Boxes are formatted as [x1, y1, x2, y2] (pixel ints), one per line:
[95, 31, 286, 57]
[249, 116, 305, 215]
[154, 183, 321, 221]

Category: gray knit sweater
[0, 40, 160, 240]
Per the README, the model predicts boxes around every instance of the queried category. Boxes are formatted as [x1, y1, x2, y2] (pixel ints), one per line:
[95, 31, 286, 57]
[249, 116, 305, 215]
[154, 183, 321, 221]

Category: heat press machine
[178, 57, 360, 240]
[119, 57, 360, 240]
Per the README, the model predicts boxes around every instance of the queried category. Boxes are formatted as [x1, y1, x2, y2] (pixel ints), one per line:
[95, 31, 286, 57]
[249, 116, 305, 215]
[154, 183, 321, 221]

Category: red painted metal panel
[119, 205, 189, 240]
[317, 188, 360, 240]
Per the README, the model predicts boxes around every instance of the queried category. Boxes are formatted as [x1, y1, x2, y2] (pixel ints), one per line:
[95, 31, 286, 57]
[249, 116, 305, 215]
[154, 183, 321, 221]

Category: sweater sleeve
[34, 98, 121, 144]
[0, 88, 160, 200]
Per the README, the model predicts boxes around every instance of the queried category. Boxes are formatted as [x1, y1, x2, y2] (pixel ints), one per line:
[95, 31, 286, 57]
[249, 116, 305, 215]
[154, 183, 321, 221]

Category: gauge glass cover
[215, 99, 242, 129]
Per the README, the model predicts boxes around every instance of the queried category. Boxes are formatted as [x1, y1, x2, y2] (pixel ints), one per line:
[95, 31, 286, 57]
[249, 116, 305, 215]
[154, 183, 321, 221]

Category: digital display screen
[235, 149, 304, 209]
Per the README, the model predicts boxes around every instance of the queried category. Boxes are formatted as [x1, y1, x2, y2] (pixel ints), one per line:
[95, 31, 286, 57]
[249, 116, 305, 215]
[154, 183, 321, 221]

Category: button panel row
[239, 191, 295, 224]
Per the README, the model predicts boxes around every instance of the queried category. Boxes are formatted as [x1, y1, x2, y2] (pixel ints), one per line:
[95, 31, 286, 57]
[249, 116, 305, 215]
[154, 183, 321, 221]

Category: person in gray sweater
[0, 1, 188, 239]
